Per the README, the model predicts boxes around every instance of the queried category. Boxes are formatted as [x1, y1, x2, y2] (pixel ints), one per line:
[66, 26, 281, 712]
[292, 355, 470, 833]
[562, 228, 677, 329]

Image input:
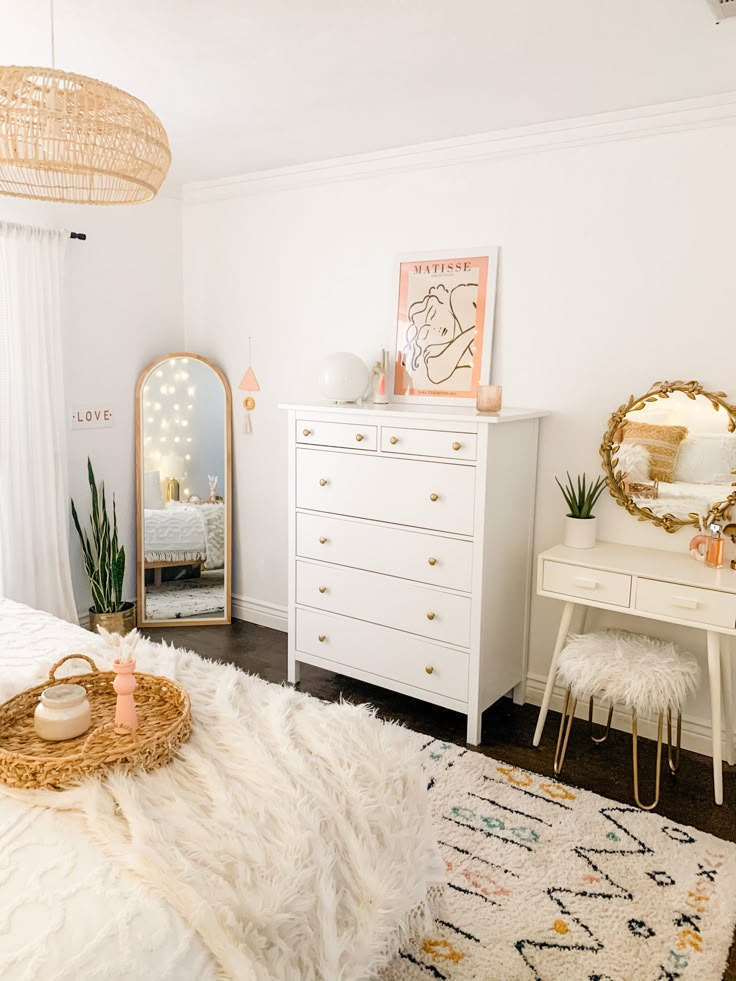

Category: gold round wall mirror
[600, 380, 736, 533]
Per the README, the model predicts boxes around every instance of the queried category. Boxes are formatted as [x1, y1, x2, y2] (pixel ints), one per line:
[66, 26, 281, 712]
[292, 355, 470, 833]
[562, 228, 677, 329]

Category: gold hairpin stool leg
[666, 706, 682, 775]
[632, 710, 663, 811]
[554, 688, 577, 776]
[588, 697, 613, 744]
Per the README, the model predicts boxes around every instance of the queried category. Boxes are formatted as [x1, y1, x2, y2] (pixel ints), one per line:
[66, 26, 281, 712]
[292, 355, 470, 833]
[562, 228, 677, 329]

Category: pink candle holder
[112, 659, 137, 734]
[477, 385, 502, 413]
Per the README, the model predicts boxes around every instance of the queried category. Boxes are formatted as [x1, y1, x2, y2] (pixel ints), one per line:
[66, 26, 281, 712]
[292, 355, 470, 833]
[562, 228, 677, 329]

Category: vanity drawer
[542, 561, 632, 608]
[296, 607, 469, 703]
[297, 419, 377, 451]
[381, 427, 477, 461]
[296, 560, 471, 647]
[296, 448, 475, 536]
[635, 578, 736, 629]
[296, 512, 473, 591]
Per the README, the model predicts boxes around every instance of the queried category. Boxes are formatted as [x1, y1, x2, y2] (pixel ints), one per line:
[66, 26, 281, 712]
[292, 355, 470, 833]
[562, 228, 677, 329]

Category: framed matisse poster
[391, 248, 498, 405]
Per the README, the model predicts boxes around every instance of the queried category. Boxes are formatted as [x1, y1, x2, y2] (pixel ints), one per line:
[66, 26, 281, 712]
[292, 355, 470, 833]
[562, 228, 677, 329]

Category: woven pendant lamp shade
[0, 66, 171, 205]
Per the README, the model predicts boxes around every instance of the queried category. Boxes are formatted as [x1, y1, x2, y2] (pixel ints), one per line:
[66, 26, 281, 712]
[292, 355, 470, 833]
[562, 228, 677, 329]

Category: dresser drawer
[636, 578, 736, 629]
[296, 608, 469, 703]
[296, 448, 475, 536]
[296, 560, 471, 646]
[297, 419, 377, 451]
[542, 560, 632, 608]
[296, 512, 473, 591]
[380, 427, 477, 461]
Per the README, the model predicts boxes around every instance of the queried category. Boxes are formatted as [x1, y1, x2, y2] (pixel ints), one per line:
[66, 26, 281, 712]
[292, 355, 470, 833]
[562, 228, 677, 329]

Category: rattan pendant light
[0, 3, 170, 205]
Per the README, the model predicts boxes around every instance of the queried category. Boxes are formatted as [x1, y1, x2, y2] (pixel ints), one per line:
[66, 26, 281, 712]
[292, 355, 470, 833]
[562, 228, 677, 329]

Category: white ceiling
[2, 0, 736, 190]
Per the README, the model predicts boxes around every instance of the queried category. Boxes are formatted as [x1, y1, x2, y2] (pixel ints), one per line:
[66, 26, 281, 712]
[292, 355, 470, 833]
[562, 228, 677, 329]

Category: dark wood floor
[143, 618, 736, 976]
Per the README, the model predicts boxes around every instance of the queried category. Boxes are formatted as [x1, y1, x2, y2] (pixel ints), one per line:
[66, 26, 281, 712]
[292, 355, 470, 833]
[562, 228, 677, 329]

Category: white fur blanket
[1, 617, 443, 980]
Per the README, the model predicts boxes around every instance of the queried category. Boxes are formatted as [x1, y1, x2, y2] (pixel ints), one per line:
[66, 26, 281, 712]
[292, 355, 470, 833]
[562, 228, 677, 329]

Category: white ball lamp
[317, 352, 370, 404]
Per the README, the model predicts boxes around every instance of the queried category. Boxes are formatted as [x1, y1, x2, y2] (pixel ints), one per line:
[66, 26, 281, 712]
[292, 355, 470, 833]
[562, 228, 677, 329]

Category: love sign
[71, 406, 114, 430]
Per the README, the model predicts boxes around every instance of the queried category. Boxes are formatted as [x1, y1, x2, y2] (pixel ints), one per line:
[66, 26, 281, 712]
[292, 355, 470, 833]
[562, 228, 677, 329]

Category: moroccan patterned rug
[381, 735, 736, 981]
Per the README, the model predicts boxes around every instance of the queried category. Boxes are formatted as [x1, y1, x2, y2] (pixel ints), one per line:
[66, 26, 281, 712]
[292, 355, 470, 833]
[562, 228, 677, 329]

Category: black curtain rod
[69, 232, 86, 240]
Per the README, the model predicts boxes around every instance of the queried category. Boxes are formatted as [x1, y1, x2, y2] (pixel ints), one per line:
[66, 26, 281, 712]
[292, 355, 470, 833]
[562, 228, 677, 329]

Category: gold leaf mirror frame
[600, 380, 736, 533]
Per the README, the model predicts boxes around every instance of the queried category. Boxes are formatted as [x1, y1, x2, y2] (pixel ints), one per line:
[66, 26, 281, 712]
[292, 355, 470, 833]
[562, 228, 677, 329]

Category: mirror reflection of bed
[137, 354, 231, 626]
[616, 390, 736, 522]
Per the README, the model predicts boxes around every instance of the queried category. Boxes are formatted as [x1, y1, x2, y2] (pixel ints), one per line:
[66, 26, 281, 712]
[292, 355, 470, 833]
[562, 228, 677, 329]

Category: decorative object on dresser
[551, 629, 699, 810]
[600, 380, 736, 533]
[371, 349, 390, 405]
[71, 458, 135, 635]
[317, 351, 370, 403]
[555, 471, 607, 549]
[391, 249, 498, 405]
[282, 401, 546, 744]
[534, 542, 736, 805]
[135, 353, 232, 627]
[392, 255, 498, 405]
[476, 384, 502, 413]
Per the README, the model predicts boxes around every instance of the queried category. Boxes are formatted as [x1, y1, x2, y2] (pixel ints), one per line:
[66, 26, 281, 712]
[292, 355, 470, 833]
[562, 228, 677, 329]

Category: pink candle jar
[477, 385, 503, 413]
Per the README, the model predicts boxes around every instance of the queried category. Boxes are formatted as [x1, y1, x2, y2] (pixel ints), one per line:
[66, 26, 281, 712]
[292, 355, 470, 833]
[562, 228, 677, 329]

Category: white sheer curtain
[0, 222, 77, 622]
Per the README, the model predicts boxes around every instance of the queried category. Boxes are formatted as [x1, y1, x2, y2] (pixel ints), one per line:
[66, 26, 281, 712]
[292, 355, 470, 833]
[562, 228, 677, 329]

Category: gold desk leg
[588, 696, 614, 744]
[632, 710, 663, 811]
[667, 707, 682, 775]
[554, 688, 577, 776]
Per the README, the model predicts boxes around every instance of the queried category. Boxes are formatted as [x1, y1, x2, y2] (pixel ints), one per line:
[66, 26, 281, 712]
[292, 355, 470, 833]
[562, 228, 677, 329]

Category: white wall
[0, 195, 183, 615]
[182, 105, 736, 750]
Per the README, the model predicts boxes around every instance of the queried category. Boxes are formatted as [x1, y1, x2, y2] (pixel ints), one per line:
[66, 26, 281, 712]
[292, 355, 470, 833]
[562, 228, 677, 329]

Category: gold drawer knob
[426, 611, 435, 621]
[319, 536, 327, 544]
[318, 634, 326, 643]
[428, 557, 437, 566]
[425, 665, 434, 674]
[303, 428, 311, 436]
[452, 441, 461, 451]
[429, 493, 439, 502]
[319, 585, 327, 594]
[319, 478, 328, 486]
[355, 433, 364, 442]
[389, 436, 399, 445]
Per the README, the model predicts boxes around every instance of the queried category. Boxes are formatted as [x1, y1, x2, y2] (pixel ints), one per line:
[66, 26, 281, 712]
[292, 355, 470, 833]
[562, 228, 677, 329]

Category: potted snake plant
[556, 472, 608, 549]
[71, 458, 135, 635]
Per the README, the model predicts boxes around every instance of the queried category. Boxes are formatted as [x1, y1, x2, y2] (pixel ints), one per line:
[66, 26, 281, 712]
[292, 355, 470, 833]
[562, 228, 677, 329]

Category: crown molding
[183, 91, 736, 205]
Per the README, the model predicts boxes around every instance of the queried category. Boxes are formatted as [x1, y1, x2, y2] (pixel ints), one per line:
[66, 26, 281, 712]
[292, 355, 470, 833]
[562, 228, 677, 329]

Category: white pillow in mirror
[673, 434, 736, 485]
[617, 442, 650, 482]
[144, 470, 165, 509]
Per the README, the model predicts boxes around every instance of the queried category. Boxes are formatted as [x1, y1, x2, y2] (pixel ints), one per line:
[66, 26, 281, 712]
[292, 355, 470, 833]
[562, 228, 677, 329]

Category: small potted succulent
[556, 472, 608, 549]
[71, 458, 135, 635]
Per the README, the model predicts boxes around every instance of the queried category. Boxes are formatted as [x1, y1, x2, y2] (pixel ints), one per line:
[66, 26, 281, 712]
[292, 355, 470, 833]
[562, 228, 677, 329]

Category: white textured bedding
[0, 599, 443, 980]
[633, 479, 734, 518]
[144, 502, 224, 569]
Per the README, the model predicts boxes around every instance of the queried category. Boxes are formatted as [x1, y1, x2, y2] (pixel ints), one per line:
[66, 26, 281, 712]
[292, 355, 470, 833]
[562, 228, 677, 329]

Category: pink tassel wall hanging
[239, 337, 260, 434]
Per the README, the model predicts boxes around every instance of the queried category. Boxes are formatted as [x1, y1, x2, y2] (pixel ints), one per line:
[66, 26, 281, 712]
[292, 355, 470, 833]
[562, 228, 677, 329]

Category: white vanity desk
[534, 541, 736, 804]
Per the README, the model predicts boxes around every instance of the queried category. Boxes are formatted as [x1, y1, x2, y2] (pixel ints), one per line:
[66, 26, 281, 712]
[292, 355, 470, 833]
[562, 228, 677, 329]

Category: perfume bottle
[705, 523, 725, 569]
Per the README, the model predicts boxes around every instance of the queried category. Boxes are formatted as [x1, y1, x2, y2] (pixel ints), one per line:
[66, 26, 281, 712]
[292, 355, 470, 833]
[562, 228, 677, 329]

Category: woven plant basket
[0, 655, 191, 790]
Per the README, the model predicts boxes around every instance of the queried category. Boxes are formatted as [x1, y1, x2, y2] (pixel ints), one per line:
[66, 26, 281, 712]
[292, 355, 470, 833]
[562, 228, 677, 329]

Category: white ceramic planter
[563, 515, 597, 549]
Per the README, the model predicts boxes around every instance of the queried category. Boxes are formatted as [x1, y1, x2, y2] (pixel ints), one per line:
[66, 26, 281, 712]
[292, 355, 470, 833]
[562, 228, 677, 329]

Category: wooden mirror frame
[600, 379, 736, 534]
[135, 352, 232, 626]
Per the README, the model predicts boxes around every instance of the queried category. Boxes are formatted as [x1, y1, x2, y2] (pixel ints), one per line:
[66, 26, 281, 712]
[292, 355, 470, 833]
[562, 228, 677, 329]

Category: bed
[0, 599, 443, 980]
[144, 501, 225, 583]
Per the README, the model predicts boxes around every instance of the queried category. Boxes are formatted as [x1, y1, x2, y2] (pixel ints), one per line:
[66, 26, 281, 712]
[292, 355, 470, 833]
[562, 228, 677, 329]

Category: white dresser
[282, 402, 546, 743]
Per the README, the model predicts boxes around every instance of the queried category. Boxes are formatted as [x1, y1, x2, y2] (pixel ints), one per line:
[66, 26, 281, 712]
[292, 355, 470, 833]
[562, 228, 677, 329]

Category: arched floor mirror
[135, 353, 232, 626]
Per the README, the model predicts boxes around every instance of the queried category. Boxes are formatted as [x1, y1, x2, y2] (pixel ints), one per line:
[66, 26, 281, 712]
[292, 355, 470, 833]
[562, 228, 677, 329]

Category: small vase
[112, 659, 137, 734]
[564, 515, 597, 549]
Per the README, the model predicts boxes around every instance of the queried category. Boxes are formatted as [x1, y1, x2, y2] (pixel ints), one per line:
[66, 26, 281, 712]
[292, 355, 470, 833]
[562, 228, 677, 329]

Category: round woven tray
[0, 654, 192, 790]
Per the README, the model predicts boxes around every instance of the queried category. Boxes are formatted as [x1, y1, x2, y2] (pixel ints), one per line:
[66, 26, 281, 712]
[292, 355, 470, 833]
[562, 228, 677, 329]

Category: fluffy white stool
[553, 629, 700, 810]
